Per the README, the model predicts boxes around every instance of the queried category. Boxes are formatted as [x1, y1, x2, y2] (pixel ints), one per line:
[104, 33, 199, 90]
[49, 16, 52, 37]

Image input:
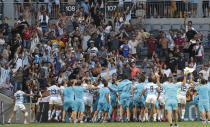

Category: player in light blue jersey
[107, 73, 118, 121]
[61, 80, 75, 122]
[195, 79, 210, 124]
[47, 81, 62, 121]
[118, 75, 133, 122]
[92, 80, 110, 122]
[158, 73, 187, 127]
[208, 78, 210, 111]
[8, 86, 34, 125]
[73, 80, 97, 123]
[139, 76, 160, 122]
[133, 76, 146, 122]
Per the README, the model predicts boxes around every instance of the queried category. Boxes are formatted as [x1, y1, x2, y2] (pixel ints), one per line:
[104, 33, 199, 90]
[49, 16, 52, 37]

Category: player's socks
[142, 117, 145, 122]
[145, 113, 149, 121]
[202, 120, 206, 124]
[158, 116, 160, 121]
[48, 110, 51, 120]
[153, 113, 157, 121]
[8, 119, 11, 124]
[55, 111, 59, 120]
[51, 110, 55, 118]
[181, 110, 185, 119]
[24, 120, 29, 124]
[170, 124, 173, 127]
[208, 121, 210, 123]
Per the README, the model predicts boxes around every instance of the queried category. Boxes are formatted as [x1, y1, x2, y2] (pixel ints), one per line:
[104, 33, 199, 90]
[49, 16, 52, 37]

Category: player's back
[145, 82, 158, 96]
[196, 85, 209, 102]
[162, 82, 181, 100]
[48, 85, 60, 97]
[73, 86, 86, 101]
[98, 87, 110, 104]
[63, 86, 74, 101]
[14, 90, 25, 104]
[178, 82, 190, 96]
[120, 80, 132, 99]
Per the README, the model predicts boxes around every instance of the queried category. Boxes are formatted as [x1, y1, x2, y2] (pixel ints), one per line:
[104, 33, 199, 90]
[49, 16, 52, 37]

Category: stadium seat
[193, 24, 200, 31]
[161, 24, 171, 31]
[152, 24, 162, 30]
[144, 24, 151, 32]
[171, 24, 181, 30]
[200, 24, 209, 31]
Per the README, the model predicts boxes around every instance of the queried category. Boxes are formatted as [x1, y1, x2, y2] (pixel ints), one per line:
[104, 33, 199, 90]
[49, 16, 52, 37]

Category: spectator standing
[199, 65, 209, 81]
[0, 78, 13, 97]
[22, 25, 31, 49]
[159, 33, 170, 58]
[120, 40, 130, 58]
[195, 41, 204, 65]
[147, 34, 157, 58]
[128, 35, 139, 58]
[39, 11, 49, 35]
[0, 18, 9, 42]
[174, 32, 185, 52]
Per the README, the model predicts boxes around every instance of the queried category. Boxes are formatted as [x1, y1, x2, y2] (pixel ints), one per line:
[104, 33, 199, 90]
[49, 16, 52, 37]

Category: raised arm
[182, 73, 187, 86]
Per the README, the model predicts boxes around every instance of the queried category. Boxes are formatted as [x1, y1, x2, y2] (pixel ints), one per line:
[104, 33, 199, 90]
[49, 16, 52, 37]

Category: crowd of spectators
[0, 0, 209, 104]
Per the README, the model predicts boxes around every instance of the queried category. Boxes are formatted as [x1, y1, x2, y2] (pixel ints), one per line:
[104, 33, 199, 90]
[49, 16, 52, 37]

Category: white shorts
[14, 104, 26, 111]
[146, 95, 157, 104]
[84, 95, 93, 107]
[158, 96, 165, 105]
[49, 97, 59, 105]
[178, 95, 186, 104]
[57, 97, 63, 106]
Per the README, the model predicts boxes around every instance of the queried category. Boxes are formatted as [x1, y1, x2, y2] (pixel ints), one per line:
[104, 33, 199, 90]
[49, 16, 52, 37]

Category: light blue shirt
[63, 87, 74, 102]
[108, 82, 118, 100]
[118, 79, 132, 99]
[73, 86, 86, 101]
[196, 85, 210, 103]
[98, 87, 110, 104]
[134, 82, 145, 100]
[162, 83, 182, 101]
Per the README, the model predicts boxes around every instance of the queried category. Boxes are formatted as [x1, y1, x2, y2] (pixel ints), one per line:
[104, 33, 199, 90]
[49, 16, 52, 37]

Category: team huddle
[7, 70, 210, 127]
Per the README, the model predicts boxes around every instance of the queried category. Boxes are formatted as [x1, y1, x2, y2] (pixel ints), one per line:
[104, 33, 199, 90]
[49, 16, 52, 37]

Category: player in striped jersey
[8, 86, 34, 124]
[139, 76, 160, 122]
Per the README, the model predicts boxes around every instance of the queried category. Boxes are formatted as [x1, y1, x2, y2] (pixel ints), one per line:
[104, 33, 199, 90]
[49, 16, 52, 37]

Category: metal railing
[0, 0, 209, 22]
[105, 0, 210, 19]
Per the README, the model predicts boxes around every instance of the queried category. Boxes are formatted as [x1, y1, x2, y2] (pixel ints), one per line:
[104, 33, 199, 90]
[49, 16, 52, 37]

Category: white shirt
[199, 69, 210, 80]
[128, 40, 139, 54]
[195, 45, 203, 57]
[88, 47, 98, 56]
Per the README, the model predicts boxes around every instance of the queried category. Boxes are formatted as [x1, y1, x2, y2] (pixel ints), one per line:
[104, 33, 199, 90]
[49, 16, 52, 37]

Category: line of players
[7, 72, 210, 127]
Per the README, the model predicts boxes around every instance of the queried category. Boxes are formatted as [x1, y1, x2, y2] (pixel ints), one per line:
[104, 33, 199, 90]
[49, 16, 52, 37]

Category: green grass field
[5, 122, 210, 127]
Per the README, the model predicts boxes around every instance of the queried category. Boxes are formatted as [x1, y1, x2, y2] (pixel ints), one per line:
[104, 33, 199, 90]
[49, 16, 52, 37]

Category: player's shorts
[119, 98, 131, 107]
[74, 100, 85, 112]
[97, 102, 109, 111]
[146, 95, 157, 104]
[57, 97, 63, 106]
[84, 94, 93, 107]
[158, 96, 165, 105]
[165, 99, 178, 110]
[14, 104, 26, 111]
[178, 95, 186, 104]
[134, 97, 145, 107]
[198, 101, 210, 112]
[110, 98, 117, 108]
[63, 100, 74, 111]
[49, 97, 59, 105]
